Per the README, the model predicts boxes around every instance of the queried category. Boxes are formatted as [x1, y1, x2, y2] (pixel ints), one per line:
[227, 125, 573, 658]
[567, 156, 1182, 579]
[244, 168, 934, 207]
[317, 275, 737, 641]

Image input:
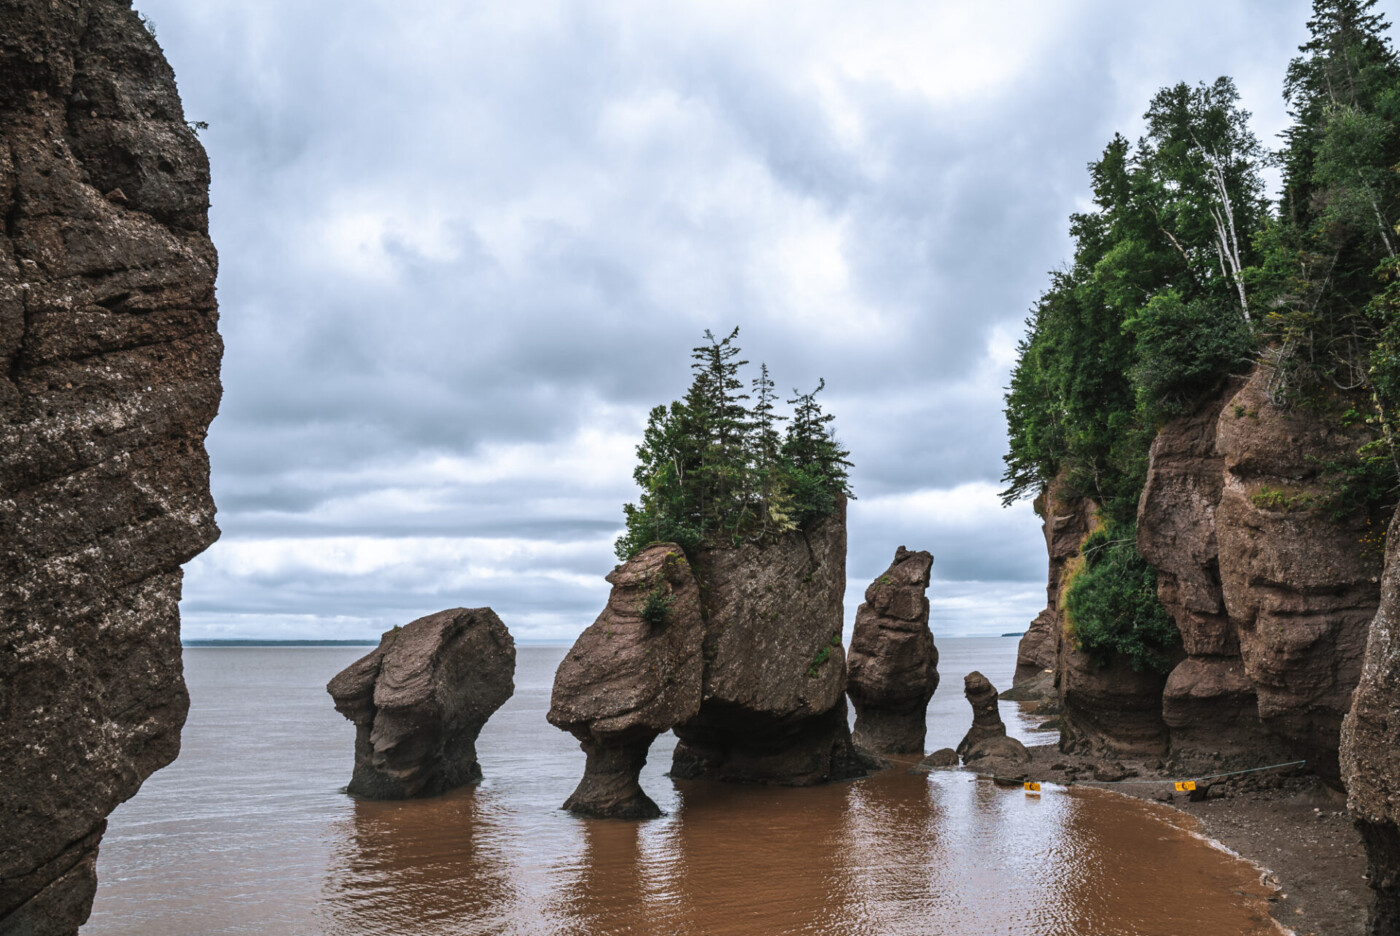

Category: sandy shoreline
[988, 745, 1369, 936]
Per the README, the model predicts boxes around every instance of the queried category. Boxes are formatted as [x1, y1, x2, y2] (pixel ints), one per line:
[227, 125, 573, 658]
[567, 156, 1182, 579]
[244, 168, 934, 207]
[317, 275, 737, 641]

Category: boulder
[671, 497, 870, 785]
[0, 4, 222, 933]
[918, 748, 959, 769]
[956, 672, 1007, 759]
[964, 735, 1031, 765]
[548, 544, 705, 818]
[328, 608, 515, 799]
[846, 547, 938, 755]
[1341, 504, 1400, 934]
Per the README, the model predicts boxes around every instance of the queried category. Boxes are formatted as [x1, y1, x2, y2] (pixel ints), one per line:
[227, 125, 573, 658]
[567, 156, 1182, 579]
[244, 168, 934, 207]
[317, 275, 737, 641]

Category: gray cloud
[140, 0, 1314, 639]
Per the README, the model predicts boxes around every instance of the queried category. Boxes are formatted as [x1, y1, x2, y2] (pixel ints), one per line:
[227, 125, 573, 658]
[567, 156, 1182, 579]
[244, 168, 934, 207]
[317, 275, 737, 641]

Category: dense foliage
[615, 329, 853, 560]
[1064, 527, 1180, 673]
[1004, 0, 1400, 668]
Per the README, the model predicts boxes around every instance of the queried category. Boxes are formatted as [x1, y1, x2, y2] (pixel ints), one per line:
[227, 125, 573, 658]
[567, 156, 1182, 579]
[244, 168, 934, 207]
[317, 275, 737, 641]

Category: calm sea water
[85, 639, 1282, 935]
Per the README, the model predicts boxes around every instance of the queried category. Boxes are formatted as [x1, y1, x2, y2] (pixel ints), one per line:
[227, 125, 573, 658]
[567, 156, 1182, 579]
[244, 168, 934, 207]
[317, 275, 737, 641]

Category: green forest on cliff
[615, 328, 853, 560]
[1004, 0, 1400, 671]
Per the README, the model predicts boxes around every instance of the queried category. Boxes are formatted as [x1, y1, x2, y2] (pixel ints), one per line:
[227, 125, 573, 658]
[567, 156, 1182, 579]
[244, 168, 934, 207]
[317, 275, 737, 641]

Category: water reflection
[88, 645, 1284, 936]
[321, 788, 519, 936]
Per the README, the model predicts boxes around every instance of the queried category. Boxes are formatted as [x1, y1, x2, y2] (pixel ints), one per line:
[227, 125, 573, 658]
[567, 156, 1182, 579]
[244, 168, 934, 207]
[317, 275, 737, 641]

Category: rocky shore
[948, 739, 1367, 936]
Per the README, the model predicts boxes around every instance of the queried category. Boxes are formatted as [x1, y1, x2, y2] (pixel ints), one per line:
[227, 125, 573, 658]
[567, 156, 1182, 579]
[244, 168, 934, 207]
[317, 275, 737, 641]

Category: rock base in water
[549, 544, 705, 819]
[562, 740, 661, 820]
[328, 608, 515, 799]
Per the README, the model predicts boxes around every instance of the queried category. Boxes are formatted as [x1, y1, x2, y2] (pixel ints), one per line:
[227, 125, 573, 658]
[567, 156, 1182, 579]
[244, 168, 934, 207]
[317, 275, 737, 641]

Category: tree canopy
[615, 329, 853, 560]
[1003, 0, 1400, 670]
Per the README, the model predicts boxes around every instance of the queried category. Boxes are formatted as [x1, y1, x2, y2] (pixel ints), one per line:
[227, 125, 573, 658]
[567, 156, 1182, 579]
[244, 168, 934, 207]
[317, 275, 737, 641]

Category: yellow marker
[1024, 782, 1041, 793]
[1174, 781, 1197, 792]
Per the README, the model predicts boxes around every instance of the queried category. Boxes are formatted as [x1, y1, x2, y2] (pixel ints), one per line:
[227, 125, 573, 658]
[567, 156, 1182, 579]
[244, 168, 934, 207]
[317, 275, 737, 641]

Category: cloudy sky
[141, 0, 1319, 641]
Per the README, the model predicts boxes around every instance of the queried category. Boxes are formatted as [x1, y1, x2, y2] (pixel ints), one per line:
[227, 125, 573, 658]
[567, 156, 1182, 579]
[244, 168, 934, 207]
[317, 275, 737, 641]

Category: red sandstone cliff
[0, 3, 221, 932]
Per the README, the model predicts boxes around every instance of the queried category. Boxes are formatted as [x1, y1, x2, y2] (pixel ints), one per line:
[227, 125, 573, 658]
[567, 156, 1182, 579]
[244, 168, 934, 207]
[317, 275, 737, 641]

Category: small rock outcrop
[672, 497, 870, 785]
[956, 672, 1006, 758]
[548, 544, 705, 819]
[846, 547, 938, 755]
[1, 4, 222, 933]
[1341, 504, 1400, 934]
[328, 609, 515, 799]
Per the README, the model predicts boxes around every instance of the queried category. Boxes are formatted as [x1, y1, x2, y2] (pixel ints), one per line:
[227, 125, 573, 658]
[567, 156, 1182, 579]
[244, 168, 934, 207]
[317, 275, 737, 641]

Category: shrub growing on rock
[1064, 526, 1180, 673]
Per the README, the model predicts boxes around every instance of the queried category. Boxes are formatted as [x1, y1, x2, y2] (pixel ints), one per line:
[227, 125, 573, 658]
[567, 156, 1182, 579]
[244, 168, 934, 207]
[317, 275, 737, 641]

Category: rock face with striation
[1013, 476, 1098, 687]
[548, 544, 705, 818]
[846, 546, 938, 755]
[671, 497, 870, 786]
[1137, 367, 1379, 779]
[328, 608, 515, 800]
[1342, 504, 1400, 934]
[0, 3, 222, 933]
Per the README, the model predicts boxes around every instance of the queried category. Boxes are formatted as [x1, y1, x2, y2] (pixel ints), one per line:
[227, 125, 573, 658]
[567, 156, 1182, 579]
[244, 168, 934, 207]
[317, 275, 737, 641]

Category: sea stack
[1, 4, 223, 933]
[328, 608, 515, 799]
[846, 547, 938, 756]
[672, 496, 870, 785]
[1341, 504, 1400, 934]
[548, 544, 706, 818]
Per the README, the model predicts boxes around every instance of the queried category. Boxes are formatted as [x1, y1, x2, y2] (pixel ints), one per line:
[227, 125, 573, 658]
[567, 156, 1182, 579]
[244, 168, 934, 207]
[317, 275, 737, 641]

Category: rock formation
[328, 608, 515, 799]
[956, 672, 1006, 758]
[846, 546, 937, 755]
[956, 672, 1029, 776]
[1010, 475, 1169, 757]
[1341, 504, 1400, 934]
[1058, 647, 1169, 758]
[1138, 367, 1379, 779]
[548, 544, 705, 818]
[671, 497, 870, 785]
[1012, 477, 1098, 687]
[1, 4, 222, 933]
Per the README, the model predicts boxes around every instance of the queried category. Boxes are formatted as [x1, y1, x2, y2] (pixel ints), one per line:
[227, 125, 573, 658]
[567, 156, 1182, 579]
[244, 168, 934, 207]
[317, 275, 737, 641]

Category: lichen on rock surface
[328, 608, 515, 800]
[548, 543, 705, 819]
[846, 546, 938, 756]
[0, 2, 222, 933]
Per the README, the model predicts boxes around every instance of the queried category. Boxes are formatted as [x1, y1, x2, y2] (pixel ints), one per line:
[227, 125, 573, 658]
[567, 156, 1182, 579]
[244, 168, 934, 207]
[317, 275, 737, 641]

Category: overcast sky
[140, 0, 1321, 641]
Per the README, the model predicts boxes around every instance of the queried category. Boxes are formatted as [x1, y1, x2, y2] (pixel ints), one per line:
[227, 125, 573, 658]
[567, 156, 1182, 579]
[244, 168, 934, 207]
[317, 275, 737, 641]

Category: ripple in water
[86, 645, 1282, 936]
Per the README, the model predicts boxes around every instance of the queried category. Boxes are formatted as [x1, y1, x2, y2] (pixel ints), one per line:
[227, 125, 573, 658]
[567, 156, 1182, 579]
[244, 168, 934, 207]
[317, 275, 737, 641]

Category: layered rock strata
[1, 4, 222, 933]
[1341, 504, 1400, 934]
[846, 547, 938, 755]
[671, 497, 869, 785]
[548, 544, 705, 818]
[1139, 367, 1379, 779]
[328, 608, 515, 799]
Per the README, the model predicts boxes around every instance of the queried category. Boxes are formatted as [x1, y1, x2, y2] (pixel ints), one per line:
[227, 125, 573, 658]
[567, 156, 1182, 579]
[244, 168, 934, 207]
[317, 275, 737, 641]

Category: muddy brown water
[86, 642, 1283, 935]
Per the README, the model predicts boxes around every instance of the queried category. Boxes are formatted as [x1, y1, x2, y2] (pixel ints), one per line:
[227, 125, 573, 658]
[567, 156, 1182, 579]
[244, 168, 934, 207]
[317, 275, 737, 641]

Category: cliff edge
[0, 2, 221, 932]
